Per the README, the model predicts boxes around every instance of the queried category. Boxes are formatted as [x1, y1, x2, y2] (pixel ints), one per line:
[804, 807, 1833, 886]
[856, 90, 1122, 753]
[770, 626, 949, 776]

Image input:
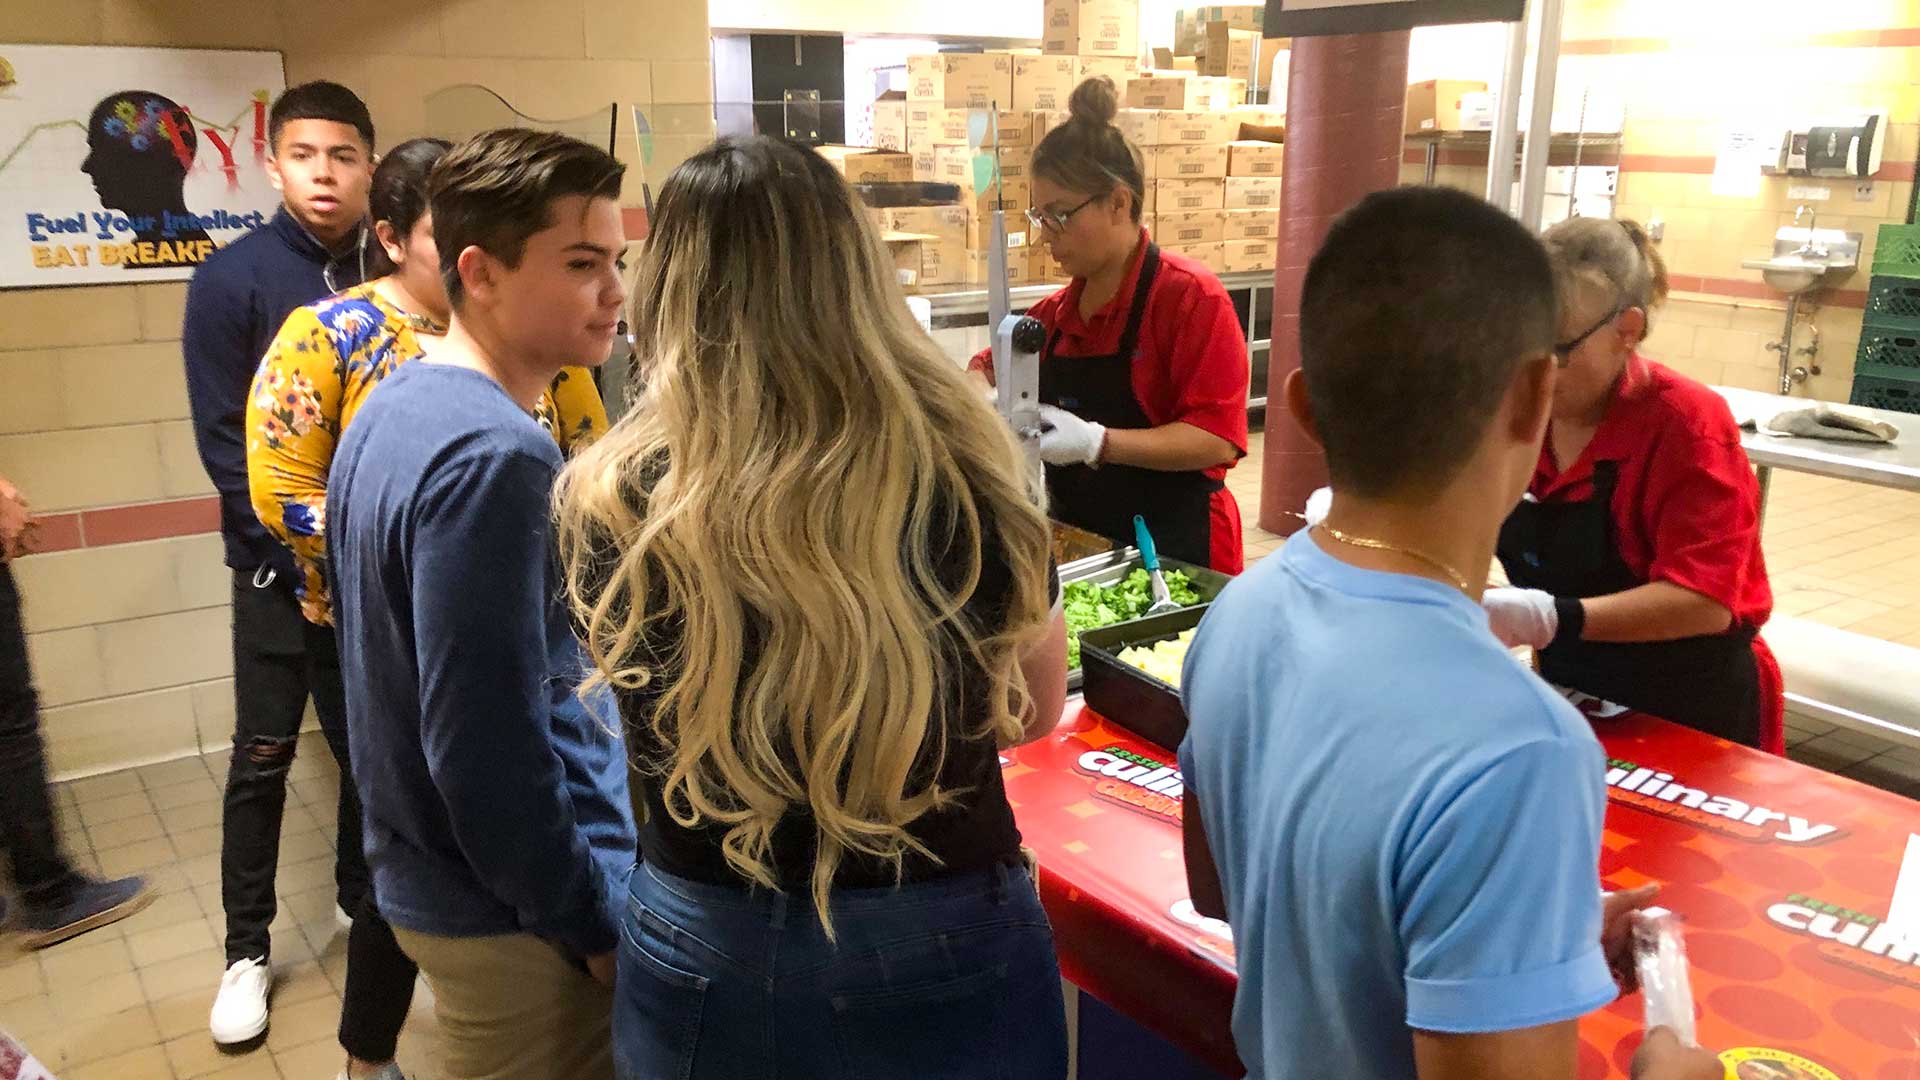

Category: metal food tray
[1061, 549, 1231, 691]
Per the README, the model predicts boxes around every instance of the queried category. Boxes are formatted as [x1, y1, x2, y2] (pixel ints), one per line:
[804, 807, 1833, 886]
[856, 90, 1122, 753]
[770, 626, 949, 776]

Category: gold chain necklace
[1315, 524, 1472, 594]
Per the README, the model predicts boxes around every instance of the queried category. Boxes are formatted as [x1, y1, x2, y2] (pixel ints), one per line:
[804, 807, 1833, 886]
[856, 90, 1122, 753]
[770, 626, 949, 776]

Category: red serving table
[1003, 701, 1920, 1080]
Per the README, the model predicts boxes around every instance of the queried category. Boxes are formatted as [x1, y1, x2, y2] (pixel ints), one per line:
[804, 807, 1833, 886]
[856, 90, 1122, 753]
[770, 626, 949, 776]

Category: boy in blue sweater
[326, 128, 633, 1079]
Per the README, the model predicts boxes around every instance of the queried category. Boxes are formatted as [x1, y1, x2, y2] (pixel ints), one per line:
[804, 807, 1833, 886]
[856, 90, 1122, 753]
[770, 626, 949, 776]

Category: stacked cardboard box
[1044, 0, 1139, 57]
[858, 0, 1288, 285]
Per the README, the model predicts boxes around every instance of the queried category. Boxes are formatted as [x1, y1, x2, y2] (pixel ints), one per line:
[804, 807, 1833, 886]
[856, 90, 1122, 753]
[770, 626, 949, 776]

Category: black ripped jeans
[223, 568, 416, 1061]
[0, 559, 82, 908]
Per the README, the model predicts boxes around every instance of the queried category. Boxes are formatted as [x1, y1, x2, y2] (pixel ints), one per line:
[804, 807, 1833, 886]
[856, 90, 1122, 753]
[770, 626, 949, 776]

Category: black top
[594, 478, 1058, 891]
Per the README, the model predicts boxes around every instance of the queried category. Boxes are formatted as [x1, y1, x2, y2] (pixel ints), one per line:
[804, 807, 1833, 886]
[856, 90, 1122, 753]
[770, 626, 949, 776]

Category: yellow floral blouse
[246, 282, 608, 626]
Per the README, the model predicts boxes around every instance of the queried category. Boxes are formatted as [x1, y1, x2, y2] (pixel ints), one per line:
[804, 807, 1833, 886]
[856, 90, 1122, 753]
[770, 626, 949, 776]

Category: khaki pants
[392, 926, 614, 1080]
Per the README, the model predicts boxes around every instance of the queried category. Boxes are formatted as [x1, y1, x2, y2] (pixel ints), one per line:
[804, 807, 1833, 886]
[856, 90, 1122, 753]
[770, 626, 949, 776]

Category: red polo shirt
[970, 233, 1250, 572]
[1528, 353, 1773, 628]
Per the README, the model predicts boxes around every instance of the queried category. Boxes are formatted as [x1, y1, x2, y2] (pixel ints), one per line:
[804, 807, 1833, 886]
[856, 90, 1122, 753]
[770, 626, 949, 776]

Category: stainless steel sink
[1740, 224, 1862, 296]
[1740, 254, 1831, 295]
[1744, 214, 1865, 397]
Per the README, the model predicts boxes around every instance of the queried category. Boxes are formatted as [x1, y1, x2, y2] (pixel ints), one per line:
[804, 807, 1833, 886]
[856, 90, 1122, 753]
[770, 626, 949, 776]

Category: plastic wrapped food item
[1632, 906, 1697, 1047]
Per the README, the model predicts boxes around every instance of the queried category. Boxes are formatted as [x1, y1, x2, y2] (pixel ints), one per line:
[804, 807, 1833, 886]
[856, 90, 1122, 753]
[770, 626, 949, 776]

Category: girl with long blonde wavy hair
[554, 135, 1071, 1079]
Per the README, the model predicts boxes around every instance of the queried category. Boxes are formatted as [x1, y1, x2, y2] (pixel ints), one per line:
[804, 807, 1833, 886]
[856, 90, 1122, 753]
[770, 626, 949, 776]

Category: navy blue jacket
[182, 208, 369, 575]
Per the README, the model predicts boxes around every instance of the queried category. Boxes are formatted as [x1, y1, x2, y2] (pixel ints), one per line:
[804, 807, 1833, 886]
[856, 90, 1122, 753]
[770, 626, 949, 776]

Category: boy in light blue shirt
[1178, 188, 1722, 1080]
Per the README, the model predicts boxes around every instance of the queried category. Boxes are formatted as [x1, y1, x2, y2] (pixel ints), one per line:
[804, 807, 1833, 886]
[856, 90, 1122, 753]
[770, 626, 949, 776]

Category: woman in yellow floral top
[247, 137, 609, 626]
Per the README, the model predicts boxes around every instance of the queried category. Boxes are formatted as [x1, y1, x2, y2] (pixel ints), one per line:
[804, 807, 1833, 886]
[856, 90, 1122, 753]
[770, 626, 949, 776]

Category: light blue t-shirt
[1179, 531, 1615, 1079]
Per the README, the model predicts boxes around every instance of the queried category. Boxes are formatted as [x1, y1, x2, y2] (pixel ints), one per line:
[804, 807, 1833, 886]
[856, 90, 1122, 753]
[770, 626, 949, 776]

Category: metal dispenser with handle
[977, 107, 1046, 486]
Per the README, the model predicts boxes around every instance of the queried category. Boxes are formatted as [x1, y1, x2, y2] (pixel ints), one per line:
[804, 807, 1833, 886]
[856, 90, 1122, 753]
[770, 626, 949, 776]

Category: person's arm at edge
[1181, 783, 1227, 921]
[182, 262, 261, 540]
[547, 366, 610, 455]
[246, 310, 343, 618]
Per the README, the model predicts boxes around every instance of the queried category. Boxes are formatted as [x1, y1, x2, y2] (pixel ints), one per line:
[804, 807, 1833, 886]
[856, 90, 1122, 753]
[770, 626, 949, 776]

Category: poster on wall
[0, 44, 286, 289]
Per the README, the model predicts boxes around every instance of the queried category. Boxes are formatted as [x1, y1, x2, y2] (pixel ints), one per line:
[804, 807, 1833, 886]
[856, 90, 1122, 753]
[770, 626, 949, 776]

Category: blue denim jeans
[614, 859, 1068, 1080]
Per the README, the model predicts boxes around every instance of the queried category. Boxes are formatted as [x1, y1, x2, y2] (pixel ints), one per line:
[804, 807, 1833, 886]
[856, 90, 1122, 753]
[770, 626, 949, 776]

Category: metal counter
[1715, 385, 1920, 494]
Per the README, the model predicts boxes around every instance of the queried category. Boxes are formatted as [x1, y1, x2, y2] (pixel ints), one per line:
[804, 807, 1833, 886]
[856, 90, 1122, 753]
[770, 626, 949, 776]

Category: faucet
[1795, 205, 1828, 258]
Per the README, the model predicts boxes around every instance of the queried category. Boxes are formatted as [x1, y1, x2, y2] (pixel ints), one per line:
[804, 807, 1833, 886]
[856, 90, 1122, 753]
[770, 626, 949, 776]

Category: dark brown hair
[365, 137, 452, 278]
[1029, 77, 1145, 223]
[429, 128, 627, 309]
[1301, 186, 1557, 498]
[269, 80, 374, 153]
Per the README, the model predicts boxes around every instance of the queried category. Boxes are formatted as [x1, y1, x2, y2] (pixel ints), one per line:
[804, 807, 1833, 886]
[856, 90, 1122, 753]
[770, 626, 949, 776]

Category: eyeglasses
[1025, 194, 1102, 235]
[1553, 302, 1626, 366]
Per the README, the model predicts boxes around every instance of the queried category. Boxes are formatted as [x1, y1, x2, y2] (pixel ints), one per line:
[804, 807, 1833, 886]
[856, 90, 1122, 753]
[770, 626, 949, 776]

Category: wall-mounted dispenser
[1778, 112, 1886, 178]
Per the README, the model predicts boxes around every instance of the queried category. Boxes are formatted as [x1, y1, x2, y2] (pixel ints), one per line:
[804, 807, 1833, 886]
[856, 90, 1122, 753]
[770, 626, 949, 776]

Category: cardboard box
[1404, 79, 1489, 135]
[1014, 55, 1080, 113]
[965, 245, 1034, 284]
[1232, 106, 1286, 141]
[910, 145, 938, 181]
[1031, 110, 1068, 147]
[1223, 207, 1278, 240]
[1127, 76, 1189, 110]
[1195, 24, 1259, 81]
[1223, 237, 1275, 272]
[1164, 240, 1225, 274]
[908, 53, 1015, 109]
[928, 146, 1030, 192]
[877, 206, 970, 285]
[1227, 139, 1284, 177]
[907, 106, 1033, 148]
[1150, 144, 1230, 181]
[1153, 178, 1226, 213]
[1156, 209, 1224, 246]
[1126, 75, 1237, 111]
[963, 187, 1034, 248]
[1150, 48, 1198, 73]
[872, 91, 908, 151]
[1225, 175, 1282, 210]
[882, 232, 935, 288]
[1044, 0, 1140, 57]
[1076, 55, 1141, 88]
[814, 145, 915, 184]
[1116, 108, 1236, 146]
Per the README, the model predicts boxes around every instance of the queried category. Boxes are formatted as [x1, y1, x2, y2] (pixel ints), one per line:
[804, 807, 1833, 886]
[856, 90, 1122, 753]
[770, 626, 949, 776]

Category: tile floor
[3, 431, 1918, 1079]
[1, 732, 444, 1079]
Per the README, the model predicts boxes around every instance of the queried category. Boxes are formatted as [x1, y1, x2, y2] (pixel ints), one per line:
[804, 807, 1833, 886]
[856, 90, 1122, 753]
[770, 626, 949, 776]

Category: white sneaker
[209, 957, 271, 1044]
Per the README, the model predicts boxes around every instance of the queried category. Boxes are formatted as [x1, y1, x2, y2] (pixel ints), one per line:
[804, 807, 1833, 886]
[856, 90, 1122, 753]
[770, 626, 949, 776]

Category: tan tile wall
[0, 0, 714, 777]
[1395, 0, 1919, 404]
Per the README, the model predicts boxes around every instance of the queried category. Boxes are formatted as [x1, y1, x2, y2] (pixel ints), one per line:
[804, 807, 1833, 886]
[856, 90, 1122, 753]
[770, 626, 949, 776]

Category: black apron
[1496, 460, 1761, 746]
[1040, 244, 1223, 569]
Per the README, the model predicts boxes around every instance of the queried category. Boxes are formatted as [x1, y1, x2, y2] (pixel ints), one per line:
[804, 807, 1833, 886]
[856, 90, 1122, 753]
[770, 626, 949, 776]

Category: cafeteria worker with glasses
[971, 77, 1250, 573]
[1484, 217, 1783, 753]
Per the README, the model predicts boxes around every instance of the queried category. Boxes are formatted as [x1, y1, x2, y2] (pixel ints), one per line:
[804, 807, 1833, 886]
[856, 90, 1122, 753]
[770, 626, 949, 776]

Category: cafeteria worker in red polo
[1486, 217, 1783, 753]
[970, 77, 1249, 573]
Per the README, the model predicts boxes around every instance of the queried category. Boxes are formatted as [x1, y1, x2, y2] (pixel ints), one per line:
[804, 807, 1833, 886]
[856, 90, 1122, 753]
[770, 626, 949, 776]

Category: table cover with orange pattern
[1003, 702, 1920, 1080]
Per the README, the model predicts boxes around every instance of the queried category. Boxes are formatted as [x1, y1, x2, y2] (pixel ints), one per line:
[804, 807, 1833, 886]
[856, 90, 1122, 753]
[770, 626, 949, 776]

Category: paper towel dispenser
[1783, 112, 1885, 178]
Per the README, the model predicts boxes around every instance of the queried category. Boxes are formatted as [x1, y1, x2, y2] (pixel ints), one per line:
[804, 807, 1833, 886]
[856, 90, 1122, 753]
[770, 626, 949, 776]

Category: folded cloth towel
[1764, 405, 1900, 443]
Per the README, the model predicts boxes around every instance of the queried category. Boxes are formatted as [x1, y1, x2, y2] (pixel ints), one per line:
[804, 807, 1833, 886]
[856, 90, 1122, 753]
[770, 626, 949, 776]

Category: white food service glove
[1036, 404, 1107, 467]
[1303, 486, 1332, 527]
[1482, 587, 1559, 650]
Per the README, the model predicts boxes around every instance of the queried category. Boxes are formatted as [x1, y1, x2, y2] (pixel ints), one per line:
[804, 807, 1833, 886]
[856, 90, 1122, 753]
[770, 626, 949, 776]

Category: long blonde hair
[554, 136, 1053, 928]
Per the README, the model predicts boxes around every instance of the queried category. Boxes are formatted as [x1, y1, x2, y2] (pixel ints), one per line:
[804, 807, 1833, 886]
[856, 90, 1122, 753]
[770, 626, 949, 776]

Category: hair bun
[1066, 76, 1119, 127]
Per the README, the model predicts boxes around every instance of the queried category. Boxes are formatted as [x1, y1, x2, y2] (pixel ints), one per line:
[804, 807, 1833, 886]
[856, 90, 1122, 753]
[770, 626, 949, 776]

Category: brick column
[1259, 31, 1411, 535]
